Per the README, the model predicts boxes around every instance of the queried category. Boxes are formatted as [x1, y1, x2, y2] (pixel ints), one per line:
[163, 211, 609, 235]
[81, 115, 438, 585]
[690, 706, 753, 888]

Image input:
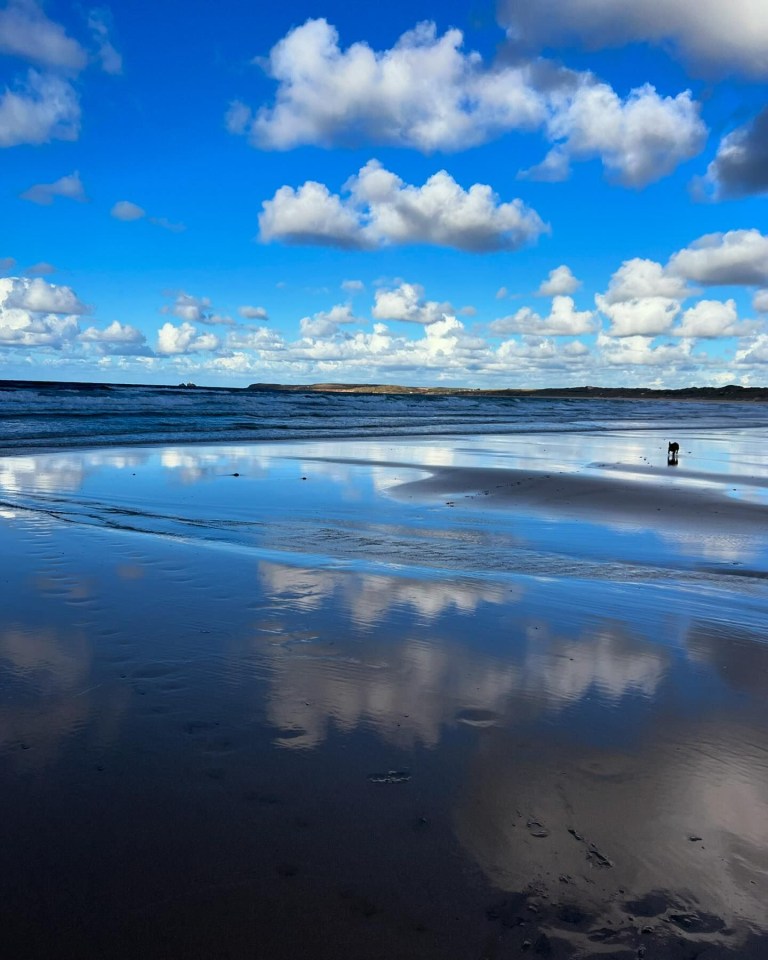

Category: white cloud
[235, 19, 543, 152]
[498, 0, 768, 77]
[735, 335, 768, 365]
[156, 322, 221, 355]
[225, 326, 283, 351]
[341, 279, 364, 293]
[20, 170, 87, 205]
[672, 299, 759, 339]
[0, 71, 80, 147]
[2, 277, 88, 315]
[0, 0, 87, 71]
[299, 304, 360, 338]
[495, 286, 509, 300]
[596, 332, 694, 366]
[232, 19, 705, 185]
[372, 283, 453, 325]
[111, 200, 145, 221]
[79, 320, 149, 354]
[528, 82, 705, 188]
[596, 295, 680, 337]
[87, 9, 123, 75]
[537, 265, 580, 296]
[0, 309, 78, 348]
[667, 230, 768, 286]
[238, 305, 269, 320]
[260, 160, 547, 252]
[603, 258, 690, 303]
[259, 180, 365, 249]
[597, 256, 697, 338]
[167, 292, 210, 322]
[754, 290, 768, 313]
[0, 277, 81, 349]
[491, 295, 596, 335]
[162, 292, 233, 326]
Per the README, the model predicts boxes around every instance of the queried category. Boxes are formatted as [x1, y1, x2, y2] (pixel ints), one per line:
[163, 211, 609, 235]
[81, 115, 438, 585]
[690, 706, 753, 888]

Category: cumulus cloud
[0, 309, 78, 348]
[491, 295, 596, 335]
[525, 83, 705, 188]
[596, 332, 694, 367]
[162, 292, 233, 326]
[495, 332, 585, 369]
[0, 0, 87, 71]
[0, 277, 81, 348]
[233, 19, 542, 152]
[372, 283, 453, 325]
[260, 160, 547, 252]
[259, 180, 364, 249]
[596, 295, 680, 337]
[225, 325, 283, 352]
[79, 320, 149, 354]
[735, 335, 768, 365]
[156, 322, 221, 355]
[537, 265, 580, 296]
[667, 230, 768, 286]
[754, 290, 768, 313]
[705, 108, 768, 199]
[498, 0, 768, 77]
[341, 279, 364, 293]
[672, 299, 759, 339]
[0, 70, 80, 147]
[26, 262, 56, 275]
[2, 277, 88, 315]
[603, 258, 690, 303]
[20, 170, 87, 205]
[595, 257, 692, 338]
[299, 304, 360, 338]
[231, 19, 705, 186]
[0, 258, 15, 273]
[238, 305, 269, 320]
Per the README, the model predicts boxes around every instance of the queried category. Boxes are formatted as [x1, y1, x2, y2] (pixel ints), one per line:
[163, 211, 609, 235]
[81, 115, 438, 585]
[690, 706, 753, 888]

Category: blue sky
[2, 0, 768, 387]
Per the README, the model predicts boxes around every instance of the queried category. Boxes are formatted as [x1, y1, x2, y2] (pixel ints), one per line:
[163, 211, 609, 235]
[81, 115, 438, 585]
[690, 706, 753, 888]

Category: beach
[1, 399, 767, 958]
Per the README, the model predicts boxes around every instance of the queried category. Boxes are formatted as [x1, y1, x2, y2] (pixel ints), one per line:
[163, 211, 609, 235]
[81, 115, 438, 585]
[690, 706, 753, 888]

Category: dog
[667, 441, 679, 464]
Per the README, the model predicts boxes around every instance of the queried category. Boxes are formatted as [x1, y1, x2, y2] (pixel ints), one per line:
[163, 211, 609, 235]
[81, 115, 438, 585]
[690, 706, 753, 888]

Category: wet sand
[0, 430, 766, 958]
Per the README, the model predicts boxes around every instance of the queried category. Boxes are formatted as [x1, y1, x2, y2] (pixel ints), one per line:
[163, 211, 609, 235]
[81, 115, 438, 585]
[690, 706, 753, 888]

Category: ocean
[2, 380, 768, 453]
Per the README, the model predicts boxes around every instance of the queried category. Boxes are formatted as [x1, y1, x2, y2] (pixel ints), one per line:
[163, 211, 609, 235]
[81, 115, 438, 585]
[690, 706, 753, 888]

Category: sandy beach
[1, 428, 767, 958]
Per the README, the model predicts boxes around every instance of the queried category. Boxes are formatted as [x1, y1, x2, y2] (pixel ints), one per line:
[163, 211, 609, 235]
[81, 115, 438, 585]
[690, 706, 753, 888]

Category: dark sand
[0, 432, 766, 958]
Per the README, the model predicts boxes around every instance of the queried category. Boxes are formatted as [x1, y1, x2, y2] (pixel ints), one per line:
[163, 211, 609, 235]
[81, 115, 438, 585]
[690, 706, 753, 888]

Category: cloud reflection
[256, 562, 670, 750]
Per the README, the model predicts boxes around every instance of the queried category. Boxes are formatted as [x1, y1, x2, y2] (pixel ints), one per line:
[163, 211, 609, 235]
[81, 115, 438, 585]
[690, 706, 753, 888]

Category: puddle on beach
[0, 439, 767, 958]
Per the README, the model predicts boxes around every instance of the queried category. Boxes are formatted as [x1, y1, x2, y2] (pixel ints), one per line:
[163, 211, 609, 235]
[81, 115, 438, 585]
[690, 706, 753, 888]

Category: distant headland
[1, 379, 767, 401]
[246, 382, 768, 401]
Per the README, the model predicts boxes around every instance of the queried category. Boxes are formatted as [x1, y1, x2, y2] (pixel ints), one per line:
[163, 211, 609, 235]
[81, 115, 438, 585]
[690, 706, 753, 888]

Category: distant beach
[0, 385, 766, 958]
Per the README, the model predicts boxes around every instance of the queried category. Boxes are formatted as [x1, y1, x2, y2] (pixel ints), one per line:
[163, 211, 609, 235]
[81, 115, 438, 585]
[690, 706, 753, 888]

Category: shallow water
[0, 435, 767, 958]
